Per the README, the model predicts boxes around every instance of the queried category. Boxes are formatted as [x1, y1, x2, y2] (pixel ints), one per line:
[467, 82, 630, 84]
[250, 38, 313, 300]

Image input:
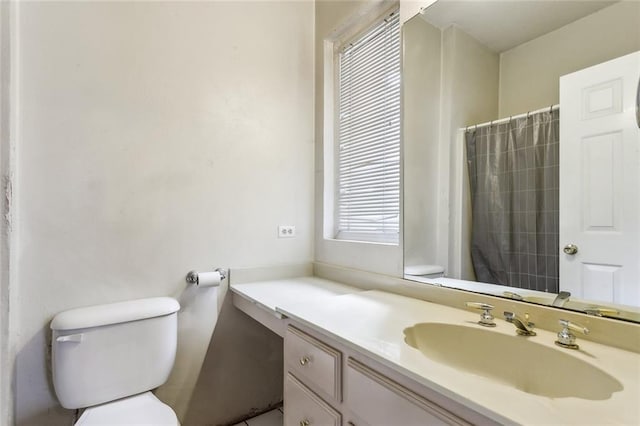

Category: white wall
[12, 2, 314, 425]
[0, 2, 16, 424]
[402, 16, 441, 270]
[314, 0, 403, 277]
[499, 1, 640, 116]
[0, 2, 20, 424]
[440, 26, 499, 280]
[402, 21, 498, 279]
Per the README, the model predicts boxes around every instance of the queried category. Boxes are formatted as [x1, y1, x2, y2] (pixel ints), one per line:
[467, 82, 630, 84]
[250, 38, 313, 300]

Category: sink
[404, 323, 622, 400]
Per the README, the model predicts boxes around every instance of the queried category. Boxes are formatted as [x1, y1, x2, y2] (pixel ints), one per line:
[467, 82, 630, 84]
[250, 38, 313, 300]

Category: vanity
[231, 268, 640, 425]
[282, 318, 488, 426]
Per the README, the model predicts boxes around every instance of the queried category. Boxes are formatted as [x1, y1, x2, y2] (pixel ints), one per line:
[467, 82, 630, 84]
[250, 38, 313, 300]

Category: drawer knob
[299, 356, 311, 366]
[299, 420, 310, 426]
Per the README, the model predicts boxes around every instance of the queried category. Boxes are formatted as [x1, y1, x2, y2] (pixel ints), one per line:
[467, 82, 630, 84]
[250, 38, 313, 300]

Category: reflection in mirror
[402, 0, 640, 322]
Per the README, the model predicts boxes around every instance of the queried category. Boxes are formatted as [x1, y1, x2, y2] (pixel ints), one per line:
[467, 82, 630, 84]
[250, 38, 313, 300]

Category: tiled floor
[233, 407, 283, 426]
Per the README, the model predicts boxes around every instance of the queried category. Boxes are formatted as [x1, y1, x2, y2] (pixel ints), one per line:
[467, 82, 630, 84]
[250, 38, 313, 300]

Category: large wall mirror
[402, 0, 640, 322]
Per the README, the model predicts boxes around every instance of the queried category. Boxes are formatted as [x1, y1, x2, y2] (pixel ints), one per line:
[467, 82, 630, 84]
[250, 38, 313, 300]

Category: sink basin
[404, 323, 622, 400]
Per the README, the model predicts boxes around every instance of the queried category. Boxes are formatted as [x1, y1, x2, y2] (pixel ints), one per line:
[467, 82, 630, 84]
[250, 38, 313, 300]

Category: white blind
[336, 10, 400, 242]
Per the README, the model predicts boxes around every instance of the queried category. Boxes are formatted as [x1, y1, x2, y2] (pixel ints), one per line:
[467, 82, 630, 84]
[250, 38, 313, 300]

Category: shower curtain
[465, 109, 559, 293]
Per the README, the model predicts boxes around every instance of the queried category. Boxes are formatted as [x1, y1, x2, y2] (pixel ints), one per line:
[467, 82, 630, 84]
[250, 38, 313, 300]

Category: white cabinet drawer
[346, 358, 471, 426]
[285, 326, 342, 402]
[284, 373, 341, 426]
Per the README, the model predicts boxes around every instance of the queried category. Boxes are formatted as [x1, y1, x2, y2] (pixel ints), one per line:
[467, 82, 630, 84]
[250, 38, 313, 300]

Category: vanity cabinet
[284, 324, 489, 426]
[346, 358, 470, 426]
[285, 326, 342, 404]
[284, 373, 341, 426]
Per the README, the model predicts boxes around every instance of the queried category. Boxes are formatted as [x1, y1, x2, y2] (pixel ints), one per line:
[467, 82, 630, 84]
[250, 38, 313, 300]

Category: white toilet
[404, 264, 445, 279]
[50, 297, 181, 425]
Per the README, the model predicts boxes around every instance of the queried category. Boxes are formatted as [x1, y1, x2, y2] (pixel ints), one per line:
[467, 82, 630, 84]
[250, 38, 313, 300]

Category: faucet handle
[583, 306, 619, 317]
[555, 319, 589, 350]
[503, 291, 523, 300]
[465, 302, 496, 327]
[560, 319, 589, 334]
[466, 302, 493, 310]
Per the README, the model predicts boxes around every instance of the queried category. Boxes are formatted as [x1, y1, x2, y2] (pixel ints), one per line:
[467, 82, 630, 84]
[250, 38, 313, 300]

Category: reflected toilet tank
[404, 264, 445, 278]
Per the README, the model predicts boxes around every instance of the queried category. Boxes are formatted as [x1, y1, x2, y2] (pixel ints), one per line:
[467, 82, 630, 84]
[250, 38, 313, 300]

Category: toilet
[404, 264, 445, 279]
[50, 297, 181, 425]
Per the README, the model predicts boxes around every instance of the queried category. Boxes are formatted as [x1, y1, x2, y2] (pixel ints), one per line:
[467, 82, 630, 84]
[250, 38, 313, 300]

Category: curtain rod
[465, 104, 559, 132]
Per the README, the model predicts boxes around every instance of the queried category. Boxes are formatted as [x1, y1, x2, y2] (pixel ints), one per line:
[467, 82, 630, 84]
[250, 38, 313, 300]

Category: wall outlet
[278, 225, 296, 238]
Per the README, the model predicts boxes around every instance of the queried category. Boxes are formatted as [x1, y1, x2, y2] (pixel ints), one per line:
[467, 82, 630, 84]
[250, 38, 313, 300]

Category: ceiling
[419, 0, 618, 52]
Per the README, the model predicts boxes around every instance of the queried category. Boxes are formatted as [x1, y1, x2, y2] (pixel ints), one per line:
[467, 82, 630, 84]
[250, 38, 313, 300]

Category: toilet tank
[50, 297, 180, 409]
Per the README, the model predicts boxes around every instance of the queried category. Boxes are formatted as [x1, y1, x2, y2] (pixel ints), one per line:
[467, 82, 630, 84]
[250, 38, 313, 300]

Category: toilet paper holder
[186, 268, 227, 285]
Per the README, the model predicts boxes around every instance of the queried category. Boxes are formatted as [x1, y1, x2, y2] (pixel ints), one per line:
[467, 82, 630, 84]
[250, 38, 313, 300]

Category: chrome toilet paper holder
[186, 268, 227, 285]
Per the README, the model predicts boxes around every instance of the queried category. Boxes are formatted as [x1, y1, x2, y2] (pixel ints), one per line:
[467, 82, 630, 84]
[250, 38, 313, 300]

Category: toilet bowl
[50, 297, 181, 425]
[404, 264, 445, 279]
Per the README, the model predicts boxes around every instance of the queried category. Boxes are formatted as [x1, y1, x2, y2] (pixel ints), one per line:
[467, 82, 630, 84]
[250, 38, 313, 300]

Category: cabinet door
[285, 326, 342, 402]
[284, 373, 341, 426]
[346, 358, 471, 426]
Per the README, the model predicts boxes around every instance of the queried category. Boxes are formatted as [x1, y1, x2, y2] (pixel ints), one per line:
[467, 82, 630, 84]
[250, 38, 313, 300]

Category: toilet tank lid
[51, 297, 180, 331]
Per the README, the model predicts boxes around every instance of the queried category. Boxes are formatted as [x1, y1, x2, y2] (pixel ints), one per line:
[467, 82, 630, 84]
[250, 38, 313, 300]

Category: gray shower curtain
[465, 109, 559, 293]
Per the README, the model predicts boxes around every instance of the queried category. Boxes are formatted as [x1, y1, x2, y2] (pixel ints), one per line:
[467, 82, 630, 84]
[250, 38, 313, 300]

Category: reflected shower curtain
[465, 109, 559, 293]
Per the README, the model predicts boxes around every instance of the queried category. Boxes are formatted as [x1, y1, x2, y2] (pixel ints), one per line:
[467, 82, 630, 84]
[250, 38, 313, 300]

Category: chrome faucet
[552, 291, 571, 307]
[465, 302, 496, 327]
[555, 319, 589, 350]
[503, 311, 536, 336]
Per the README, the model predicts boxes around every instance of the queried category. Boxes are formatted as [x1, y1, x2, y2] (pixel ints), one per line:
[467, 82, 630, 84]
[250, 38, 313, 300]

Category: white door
[559, 51, 640, 307]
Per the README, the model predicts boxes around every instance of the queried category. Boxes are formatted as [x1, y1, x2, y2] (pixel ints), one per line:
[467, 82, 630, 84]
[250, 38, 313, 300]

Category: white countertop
[231, 278, 640, 425]
[231, 276, 363, 317]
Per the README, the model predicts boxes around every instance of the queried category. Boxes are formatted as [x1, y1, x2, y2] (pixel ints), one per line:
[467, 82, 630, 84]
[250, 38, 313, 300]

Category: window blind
[336, 10, 400, 242]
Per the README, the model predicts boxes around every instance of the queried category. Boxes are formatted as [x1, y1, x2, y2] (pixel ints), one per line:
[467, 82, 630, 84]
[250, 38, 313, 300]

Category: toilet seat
[76, 392, 179, 425]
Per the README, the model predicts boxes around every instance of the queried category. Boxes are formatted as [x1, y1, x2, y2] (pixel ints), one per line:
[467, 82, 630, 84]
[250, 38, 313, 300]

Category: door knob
[563, 244, 578, 255]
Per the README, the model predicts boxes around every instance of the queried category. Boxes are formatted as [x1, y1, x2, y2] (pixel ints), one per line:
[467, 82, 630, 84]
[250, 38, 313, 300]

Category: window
[335, 9, 401, 243]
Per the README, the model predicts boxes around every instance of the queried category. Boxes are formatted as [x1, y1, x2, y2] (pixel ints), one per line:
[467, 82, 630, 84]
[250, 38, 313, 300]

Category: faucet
[552, 291, 571, 307]
[465, 302, 496, 327]
[555, 319, 589, 350]
[503, 312, 536, 336]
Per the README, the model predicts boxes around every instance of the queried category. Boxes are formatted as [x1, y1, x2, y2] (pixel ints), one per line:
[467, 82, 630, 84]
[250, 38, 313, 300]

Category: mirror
[402, 0, 640, 322]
